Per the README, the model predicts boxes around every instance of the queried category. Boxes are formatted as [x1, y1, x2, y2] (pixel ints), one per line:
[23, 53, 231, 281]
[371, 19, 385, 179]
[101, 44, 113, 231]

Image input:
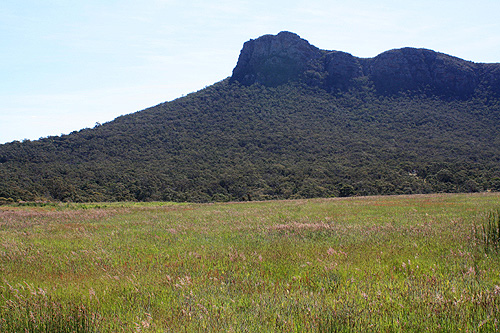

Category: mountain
[1, 31, 500, 203]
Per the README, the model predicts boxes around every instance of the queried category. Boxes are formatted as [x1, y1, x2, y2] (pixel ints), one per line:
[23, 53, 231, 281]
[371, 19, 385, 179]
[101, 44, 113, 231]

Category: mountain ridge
[231, 31, 500, 97]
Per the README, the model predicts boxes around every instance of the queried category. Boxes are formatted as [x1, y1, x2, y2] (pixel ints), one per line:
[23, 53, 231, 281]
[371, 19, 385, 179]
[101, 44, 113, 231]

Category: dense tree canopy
[1, 79, 499, 202]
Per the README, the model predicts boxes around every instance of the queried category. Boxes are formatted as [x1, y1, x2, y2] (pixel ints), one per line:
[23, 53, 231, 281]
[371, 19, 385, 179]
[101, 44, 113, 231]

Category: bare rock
[230, 32, 500, 98]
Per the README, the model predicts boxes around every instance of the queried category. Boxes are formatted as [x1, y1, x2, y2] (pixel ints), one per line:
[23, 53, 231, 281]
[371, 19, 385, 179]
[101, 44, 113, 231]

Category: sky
[1, 0, 500, 144]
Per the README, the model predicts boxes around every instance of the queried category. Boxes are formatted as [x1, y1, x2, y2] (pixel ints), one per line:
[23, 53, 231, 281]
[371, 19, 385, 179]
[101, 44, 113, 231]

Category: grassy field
[1, 193, 500, 332]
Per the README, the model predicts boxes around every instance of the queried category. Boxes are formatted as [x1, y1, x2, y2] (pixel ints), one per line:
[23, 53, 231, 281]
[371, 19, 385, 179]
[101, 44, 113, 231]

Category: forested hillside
[1, 32, 500, 202]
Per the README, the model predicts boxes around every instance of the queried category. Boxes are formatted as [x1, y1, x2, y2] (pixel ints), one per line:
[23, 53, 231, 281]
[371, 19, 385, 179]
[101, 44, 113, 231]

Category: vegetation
[1, 80, 499, 202]
[477, 208, 500, 253]
[1, 193, 500, 331]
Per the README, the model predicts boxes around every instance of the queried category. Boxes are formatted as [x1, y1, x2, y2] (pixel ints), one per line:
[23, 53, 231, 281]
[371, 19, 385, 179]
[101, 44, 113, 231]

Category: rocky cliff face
[231, 31, 500, 97]
[367, 48, 479, 96]
[230, 31, 321, 87]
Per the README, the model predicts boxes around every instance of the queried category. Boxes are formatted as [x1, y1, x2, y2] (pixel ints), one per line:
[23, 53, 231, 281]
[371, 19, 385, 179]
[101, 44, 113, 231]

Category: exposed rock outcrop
[231, 31, 500, 97]
[230, 31, 321, 87]
[366, 48, 479, 96]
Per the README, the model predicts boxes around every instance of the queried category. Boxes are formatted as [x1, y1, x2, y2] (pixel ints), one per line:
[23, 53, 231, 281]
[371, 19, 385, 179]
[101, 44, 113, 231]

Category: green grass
[1, 193, 500, 331]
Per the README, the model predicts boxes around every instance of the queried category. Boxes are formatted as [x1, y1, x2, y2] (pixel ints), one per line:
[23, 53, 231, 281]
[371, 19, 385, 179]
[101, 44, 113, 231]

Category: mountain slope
[1, 32, 500, 202]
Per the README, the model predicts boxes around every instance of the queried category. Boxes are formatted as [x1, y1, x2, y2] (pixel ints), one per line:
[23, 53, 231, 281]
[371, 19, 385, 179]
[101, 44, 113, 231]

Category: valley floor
[1, 193, 500, 331]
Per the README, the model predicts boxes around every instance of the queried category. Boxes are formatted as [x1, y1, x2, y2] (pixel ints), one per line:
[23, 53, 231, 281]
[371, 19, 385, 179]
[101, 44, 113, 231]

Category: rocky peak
[230, 32, 500, 98]
[366, 48, 480, 96]
[230, 31, 321, 86]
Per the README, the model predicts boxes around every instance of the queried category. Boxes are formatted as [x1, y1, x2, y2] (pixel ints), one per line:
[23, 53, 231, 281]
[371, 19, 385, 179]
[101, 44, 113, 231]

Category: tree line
[1, 79, 499, 202]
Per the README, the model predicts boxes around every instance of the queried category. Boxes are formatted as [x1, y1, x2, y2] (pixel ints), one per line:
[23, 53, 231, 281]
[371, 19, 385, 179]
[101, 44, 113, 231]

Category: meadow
[1, 193, 500, 332]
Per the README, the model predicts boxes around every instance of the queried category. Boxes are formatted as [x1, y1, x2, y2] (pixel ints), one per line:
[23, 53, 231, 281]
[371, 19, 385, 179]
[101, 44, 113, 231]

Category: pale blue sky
[1, 0, 499, 143]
